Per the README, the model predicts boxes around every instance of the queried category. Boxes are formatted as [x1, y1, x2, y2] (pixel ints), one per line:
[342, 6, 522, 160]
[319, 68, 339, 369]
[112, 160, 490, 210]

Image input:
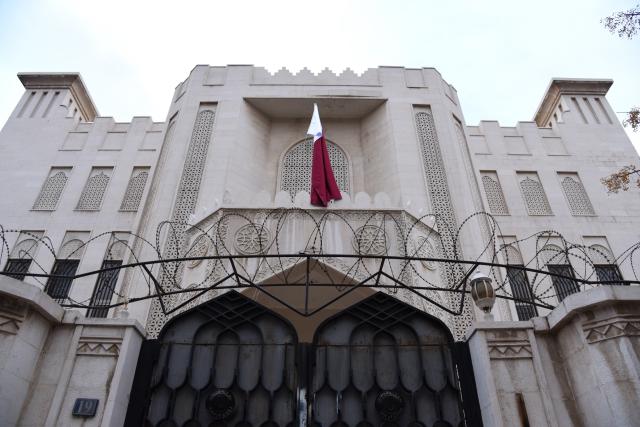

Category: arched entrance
[310, 292, 467, 426]
[125, 292, 481, 426]
[125, 291, 298, 426]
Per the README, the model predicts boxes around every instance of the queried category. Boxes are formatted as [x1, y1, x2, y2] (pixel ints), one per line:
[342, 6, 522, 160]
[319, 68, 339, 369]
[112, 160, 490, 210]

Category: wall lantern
[469, 271, 495, 320]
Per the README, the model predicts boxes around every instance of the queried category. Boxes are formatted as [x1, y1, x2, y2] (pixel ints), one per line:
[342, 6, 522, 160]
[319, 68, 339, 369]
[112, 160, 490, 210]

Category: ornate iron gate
[308, 293, 480, 427]
[125, 292, 298, 426]
[125, 292, 481, 426]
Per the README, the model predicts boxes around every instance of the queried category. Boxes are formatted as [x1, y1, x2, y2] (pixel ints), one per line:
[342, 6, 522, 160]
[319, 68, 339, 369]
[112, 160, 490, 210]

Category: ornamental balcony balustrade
[177, 203, 450, 327]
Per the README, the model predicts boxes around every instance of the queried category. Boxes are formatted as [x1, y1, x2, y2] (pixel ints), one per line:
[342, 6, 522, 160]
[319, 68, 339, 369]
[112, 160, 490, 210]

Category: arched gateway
[125, 292, 481, 426]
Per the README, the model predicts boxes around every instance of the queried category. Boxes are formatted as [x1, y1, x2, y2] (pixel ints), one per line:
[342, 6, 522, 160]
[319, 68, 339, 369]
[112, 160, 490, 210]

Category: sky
[0, 0, 638, 151]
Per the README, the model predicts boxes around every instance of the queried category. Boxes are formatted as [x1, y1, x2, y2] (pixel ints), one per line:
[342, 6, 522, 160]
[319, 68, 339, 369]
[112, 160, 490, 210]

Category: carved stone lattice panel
[120, 169, 149, 211]
[33, 169, 70, 210]
[234, 223, 271, 255]
[146, 108, 216, 338]
[76, 169, 112, 210]
[414, 108, 473, 339]
[481, 174, 509, 215]
[187, 237, 210, 268]
[560, 175, 595, 216]
[352, 225, 388, 255]
[412, 236, 437, 270]
[280, 137, 350, 199]
[519, 176, 553, 216]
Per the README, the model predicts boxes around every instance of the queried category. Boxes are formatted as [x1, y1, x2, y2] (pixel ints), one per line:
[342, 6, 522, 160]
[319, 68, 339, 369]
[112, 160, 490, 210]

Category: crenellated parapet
[62, 116, 165, 151]
[466, 120, 568, 156]
[251, 66, 382, 86]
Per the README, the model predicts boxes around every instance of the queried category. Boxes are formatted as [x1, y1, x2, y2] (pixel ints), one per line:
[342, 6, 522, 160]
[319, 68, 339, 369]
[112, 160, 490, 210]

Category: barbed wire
[0, 209, 638, 316]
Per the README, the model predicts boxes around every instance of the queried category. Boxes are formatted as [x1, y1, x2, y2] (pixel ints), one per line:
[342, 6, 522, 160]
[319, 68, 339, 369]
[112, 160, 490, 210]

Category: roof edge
[533, 78, 613, 126]
[18, 72, 98, 121]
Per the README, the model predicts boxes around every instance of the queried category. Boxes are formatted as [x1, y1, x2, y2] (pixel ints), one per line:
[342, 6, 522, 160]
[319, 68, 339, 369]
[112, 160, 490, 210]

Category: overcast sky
[1, 0, 638, 150]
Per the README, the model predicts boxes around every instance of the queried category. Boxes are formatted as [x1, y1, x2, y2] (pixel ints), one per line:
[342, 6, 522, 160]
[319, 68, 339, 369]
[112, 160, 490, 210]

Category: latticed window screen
[280, 138, 349, 198]
[594, 265, 625, 286]
[76, 168, 112, 210]
[45, 259, 80, 303]
[481, 174, 509, 215]
[3, 259, 32, 281]
[519, 176, 553, 215]
[560, 175, 595, 216]
[120, 169, 149, 211]
[506, 267, 538, 320]
[547, 264, 580, 302]
[88, 260, 122, 318]
[33, 169, 70, 210]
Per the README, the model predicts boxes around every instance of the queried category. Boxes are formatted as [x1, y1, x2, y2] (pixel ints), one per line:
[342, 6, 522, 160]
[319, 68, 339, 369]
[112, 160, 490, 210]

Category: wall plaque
[72, 398, 99, 417]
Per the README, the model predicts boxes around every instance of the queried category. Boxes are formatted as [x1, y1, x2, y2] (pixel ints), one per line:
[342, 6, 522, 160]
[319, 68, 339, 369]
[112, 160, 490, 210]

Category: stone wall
[467, 286, 640, 427]
[0, 276, 144, 427]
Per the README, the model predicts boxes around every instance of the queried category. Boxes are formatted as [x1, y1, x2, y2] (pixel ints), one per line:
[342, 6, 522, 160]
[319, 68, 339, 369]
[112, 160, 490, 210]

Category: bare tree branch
[623, 107, 640, 131]
[601, 165, 640, 193]
[602, 4, 640, 38]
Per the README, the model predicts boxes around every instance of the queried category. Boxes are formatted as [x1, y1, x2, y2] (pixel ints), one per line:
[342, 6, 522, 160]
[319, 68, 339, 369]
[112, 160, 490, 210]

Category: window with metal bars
[547, 264, 580, 302]
[3, 259, 32, 281]
[87, 260, 122, 318]
[506, 266, 538, 320]
[45, 259, 80, 303]
[594, 264, 625, 286]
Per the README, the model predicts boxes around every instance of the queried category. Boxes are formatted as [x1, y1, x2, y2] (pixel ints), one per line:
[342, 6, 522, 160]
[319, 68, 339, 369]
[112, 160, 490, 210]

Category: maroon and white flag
[307, 103, 342, 207]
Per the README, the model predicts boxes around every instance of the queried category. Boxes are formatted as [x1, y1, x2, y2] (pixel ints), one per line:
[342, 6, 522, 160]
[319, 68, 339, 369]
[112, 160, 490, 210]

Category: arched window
[279, 138, 350, 198]
[500, 244, 537, 320]
[540, 244, 579, 301]
[588, 244, 625, 286]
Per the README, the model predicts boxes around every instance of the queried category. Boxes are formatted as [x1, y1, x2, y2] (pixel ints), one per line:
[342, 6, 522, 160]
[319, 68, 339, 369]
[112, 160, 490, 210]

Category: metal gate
[308, 293, 481, 427]
[125, 292, 298, 426]
[125, 292, 482, 426]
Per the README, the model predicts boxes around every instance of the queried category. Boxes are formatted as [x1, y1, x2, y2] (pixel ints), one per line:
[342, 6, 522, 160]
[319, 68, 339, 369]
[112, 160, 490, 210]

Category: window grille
[33, 170, 69, 210]
[120, 169, 149, 211]
[280, 138, 349, 199]
[506, 266, 538, 320]
[76, 169, 111, 210]
[547, 264, 580, 302]
[87, 260, 122, 318]
[45, 259, 80, 303]
[3, 259, 32, 281]
[560, 175, 594, 216]
[481, 174, 509, 215]
[519, 176, 553, 215]
[594, 265, 625, 286]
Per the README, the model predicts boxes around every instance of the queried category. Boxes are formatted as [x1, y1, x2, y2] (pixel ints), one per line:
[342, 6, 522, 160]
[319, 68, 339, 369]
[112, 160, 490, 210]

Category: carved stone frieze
[583, 315, 640, 344]
[77, 336, 122, 357]
[0, 296, 27, 335]
[486, 329, 533, 359]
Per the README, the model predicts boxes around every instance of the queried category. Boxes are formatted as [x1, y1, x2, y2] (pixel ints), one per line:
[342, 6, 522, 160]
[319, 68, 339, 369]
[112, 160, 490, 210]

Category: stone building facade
[0, 66, 639, 426]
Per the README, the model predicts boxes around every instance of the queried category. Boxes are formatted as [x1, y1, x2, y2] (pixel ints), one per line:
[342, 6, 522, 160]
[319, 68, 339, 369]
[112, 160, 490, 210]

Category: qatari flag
[307, 103, 342, 207]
